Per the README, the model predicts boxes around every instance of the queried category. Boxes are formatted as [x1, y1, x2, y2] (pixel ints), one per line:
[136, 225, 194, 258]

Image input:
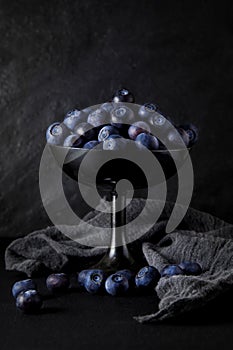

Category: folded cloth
[5, 199, 233, 323]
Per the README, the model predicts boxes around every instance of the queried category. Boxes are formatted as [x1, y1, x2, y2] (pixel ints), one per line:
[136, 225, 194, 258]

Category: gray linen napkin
[5, 199, 233, 323]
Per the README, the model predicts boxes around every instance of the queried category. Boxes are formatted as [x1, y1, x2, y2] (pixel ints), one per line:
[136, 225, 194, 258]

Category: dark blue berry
[82, 106, 96, 117]
[167, 128, 189, 149]
[111, 105, 134, 126]
[117, 269, 135, 287]
[46, 273, 69, 293]
[74, 122, 97, 141]
[179, 123, 199, 147]
[148, 113, 167, 128]
[98, 125, 119, 141]
[74, 122, 92, 136]
[112, 123, 130, 138]
[83, 140, 100, 149]
[105, 273, 129, 296]
[103, 135, 128, 150]
[63, 109, 86, 130]
[135, 266, 160, 289]
[135, 133, 159, 150]
[46, 122, 69, 145]
[138, 103, 158, 119]
[16, 290, 42, 313]
[177, 128, 190, 147]
[160, 265, 185, 277]
[63, 134, 85, 148]
[128, 121, 150, 140]
[84, 270, 106, 294]
[12, 279, 37, 299]
[87, 108, 109, 127]
[112, 88, 135, 103]
[77, 270, 90, 287]
[101, 102, 114, 113]
[179, 261, 202, 275]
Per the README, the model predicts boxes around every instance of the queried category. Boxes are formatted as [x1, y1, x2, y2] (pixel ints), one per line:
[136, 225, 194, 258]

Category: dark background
[1, 0, 233, 238]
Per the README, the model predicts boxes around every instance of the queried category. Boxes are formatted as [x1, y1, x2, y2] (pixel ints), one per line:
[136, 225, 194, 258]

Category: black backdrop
[1, 0, 233, 238]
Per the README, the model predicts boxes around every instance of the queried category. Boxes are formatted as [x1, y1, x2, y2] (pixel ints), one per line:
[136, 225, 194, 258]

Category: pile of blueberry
[46, 88, 198, 151]
[12, 261, 202, 314]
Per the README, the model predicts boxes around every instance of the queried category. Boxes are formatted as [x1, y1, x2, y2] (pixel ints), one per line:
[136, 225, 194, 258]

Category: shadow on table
[159, 287, 233, 326]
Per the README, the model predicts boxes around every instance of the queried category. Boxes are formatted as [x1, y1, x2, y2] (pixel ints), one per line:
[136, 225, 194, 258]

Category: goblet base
[90, 247, 140, 273]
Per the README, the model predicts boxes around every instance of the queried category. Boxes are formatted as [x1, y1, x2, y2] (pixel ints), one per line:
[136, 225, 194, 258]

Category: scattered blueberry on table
[11, 260, 203, 313]
[77, 269, 91, 287]
[178, 261, 202, 275]
[16, 289, 43, 313]
[105, 273, 129, 296]
[160, 265, 185, 277]
[46, 273, 69, 293]
[117, 269, 135, 287]
[83, 269, 106, 294]
[12, 279, 37, 299]
[135, 266, 160, 289]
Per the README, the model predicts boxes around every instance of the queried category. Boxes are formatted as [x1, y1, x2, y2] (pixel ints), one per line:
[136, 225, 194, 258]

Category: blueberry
[138, 103, 158, 119]
[177, 128, 190, 147]
[98, 125, 119, 141]
[63, 134, 86, 148]
[77, 270, 90, 287]
[101, 102, 114, 113]
[148, 112, 167, 128]
[117, 269, 135, 287]
[135, 266, 160, 289]
[111, 105, 134, 126]
[112, 123, 130, 138]
[16, 289, 42, 313]
[103, 135, 128, 150]
[179, 261, 202, 275]
[160, 265, 184, 277]
[179, 123, 199, 147]
[63, 109, 86, 130]
[105, 273, 129, 296]
[87, 108, 109, 127]
[46, 273, 69, 293]
[84, 269, 106, 294]
[167, 128, 189, 149]
[82, 106, 95, 115]
[12, 279, 37, 299]
[135, 133, 159, 150]
[74, 122, 97, 140]
[128, 121, 151, 140]
[112, 88, 135, 103]
[83, 140, 100, 149]
[46, 122, 69, 145]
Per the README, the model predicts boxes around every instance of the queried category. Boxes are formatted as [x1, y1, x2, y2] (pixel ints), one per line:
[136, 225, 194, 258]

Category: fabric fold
[5, 200, 233, 323]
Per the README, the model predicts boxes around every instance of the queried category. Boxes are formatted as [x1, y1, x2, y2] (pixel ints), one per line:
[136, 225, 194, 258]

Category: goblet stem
[108, 190, 127, 257]
[90, 187, 137, 272]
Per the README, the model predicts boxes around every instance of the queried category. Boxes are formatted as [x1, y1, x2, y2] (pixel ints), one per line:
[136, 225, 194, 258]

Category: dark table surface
[1, 238, 233, 350]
